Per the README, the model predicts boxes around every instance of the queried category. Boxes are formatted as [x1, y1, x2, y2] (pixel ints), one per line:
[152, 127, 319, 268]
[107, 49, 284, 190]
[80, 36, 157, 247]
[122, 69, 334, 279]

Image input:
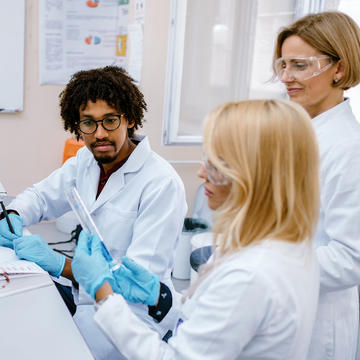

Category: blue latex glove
[112, 256, 160, 306]
[0, 214, 23, 248]
[72, 230, 114, 299]
[13, 235, 65, 277]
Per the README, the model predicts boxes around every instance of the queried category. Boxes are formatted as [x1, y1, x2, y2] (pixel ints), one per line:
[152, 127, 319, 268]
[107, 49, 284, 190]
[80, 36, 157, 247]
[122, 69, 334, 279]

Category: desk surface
[0, 278, 94, 359]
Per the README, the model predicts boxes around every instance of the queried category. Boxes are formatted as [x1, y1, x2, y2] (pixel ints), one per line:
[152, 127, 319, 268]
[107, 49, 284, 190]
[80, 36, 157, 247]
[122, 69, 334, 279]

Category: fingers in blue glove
[90, 232, 103, 254]
[0, 214, 23, 237]
[121, 256, 144, 275]
[77, 230, 111, 259]
[113, 257, 160, 306]
[13, 235, 40, 255]
[72, 231, 114, 299]
[0, 234, 14, 249]
[121, 256, 159, 284]
[76, 230, 92, 254]
[0, 214, 23, 248]
[13, 235, 65, 278]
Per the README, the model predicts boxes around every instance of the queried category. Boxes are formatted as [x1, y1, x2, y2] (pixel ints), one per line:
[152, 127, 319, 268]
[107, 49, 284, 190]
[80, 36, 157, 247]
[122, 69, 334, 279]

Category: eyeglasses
[78, 114, 123, 134]
[274, 55, 333, 81]
[202, 155, 230, 185]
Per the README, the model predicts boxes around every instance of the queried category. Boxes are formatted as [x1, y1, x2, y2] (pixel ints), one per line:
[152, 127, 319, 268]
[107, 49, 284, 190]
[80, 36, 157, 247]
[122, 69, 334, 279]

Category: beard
[90, 140, 118, 164]
[93, 154, 118, 164]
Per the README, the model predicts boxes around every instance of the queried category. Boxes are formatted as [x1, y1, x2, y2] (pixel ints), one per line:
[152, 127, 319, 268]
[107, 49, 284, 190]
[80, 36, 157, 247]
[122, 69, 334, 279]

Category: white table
[0, 196, 92, 358]
[0, 275, 94, 359]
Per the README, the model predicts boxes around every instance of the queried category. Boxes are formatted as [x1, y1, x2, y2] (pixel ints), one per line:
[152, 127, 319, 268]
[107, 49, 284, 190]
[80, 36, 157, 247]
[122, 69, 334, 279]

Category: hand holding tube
[112, 256, 160, 306]
[72, 230, 114, 299]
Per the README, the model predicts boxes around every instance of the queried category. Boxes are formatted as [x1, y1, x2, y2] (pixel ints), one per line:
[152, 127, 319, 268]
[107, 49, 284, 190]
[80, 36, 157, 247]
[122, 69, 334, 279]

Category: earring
[333, 78, 339, 84]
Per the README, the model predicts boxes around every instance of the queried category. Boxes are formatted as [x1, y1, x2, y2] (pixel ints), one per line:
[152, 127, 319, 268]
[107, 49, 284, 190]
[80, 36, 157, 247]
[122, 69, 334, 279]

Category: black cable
[49, 224, 83, 259]
[53, 248, 73, 259]
[48, 238, 74, 246]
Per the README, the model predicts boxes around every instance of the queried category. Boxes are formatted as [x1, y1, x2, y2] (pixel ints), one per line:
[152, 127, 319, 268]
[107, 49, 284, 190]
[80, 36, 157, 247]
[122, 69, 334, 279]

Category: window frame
[162, 0, 324, 145]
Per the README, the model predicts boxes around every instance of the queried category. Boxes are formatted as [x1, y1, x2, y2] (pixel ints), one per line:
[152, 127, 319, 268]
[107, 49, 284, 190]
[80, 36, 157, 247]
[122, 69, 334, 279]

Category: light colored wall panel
[0, 0, 202, 214]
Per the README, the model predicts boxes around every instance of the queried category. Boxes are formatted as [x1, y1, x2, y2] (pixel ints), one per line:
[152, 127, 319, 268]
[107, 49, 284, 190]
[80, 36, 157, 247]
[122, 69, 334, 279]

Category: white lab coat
[94, 239, 320, 360]
[307, 99, 360, 360]
[9, 135, 187, 360]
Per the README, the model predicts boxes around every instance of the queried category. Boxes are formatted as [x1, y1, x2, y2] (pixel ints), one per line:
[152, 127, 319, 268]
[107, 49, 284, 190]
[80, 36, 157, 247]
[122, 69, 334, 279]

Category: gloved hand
[13, 235, 65, 277]
[112, 256, 160, 306]
[72, 230, 114, 300]
[0, 214, 23, 248]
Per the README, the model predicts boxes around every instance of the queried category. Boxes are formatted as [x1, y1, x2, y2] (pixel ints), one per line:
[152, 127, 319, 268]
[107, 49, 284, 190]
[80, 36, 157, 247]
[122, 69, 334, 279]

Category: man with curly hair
[1, 66, 187, 359]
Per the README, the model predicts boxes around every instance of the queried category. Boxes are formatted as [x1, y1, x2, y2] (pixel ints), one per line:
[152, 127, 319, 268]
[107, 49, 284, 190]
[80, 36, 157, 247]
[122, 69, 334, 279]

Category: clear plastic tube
[0, 181, 7, 200]
[65, 187, 121, 271]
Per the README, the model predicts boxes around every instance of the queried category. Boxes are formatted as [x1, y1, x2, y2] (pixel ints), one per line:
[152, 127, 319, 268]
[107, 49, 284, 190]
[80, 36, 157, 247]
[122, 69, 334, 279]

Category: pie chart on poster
[85, 36, 101, 45]
[86, 0, 99, 8]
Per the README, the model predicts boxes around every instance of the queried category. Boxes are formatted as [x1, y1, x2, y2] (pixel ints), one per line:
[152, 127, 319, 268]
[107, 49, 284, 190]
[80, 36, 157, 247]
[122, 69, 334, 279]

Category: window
[163, 0, 301, 145]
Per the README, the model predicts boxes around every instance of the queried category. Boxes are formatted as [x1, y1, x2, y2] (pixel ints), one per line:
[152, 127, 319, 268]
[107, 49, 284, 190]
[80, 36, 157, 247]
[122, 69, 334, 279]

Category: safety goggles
[274, 55, 333, 81]
[202, 155, 230, 185]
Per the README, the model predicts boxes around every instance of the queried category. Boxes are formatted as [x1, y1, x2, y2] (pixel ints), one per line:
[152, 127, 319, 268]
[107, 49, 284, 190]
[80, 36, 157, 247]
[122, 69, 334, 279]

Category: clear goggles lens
[202, 155, 230, 185]
[274, 55, 333, 81]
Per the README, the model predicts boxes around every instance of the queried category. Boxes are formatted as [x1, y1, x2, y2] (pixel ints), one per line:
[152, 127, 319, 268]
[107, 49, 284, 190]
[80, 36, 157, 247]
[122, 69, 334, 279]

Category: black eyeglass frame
[78, 114, 124, 135]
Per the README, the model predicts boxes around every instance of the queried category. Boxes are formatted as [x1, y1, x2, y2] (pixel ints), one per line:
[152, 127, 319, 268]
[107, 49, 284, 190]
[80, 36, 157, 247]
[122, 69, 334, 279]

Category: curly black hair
[59, 66, 147, 139]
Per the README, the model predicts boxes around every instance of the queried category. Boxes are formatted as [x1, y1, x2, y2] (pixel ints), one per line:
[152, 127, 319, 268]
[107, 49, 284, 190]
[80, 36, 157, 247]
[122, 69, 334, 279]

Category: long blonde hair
[187, 99, 320, 296]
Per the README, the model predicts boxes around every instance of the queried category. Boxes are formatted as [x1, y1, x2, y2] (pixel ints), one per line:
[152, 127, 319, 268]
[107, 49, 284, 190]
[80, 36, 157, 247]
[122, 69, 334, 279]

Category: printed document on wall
[39, 0, 129, 84]
[128, 23, 143, 84]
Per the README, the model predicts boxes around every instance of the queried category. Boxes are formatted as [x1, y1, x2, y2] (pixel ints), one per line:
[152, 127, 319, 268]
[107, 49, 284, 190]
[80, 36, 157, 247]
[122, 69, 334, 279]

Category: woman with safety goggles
[71, 99, 321, 359]
[273, 11, 360, 360]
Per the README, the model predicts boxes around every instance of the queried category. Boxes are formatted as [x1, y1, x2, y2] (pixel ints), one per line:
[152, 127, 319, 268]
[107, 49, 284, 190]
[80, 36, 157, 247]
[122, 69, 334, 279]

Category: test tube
[0, 181, 7, 200]
[65, 187, 121, 271]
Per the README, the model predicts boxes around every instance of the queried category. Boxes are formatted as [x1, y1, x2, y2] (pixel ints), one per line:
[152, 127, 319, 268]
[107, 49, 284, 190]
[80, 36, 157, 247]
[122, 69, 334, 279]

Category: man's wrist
[49, 254, 66, 278]
[62, 258, 77, 283]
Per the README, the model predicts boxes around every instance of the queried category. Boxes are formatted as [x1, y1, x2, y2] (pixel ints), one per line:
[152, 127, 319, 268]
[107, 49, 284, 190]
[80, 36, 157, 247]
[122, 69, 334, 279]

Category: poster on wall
[39, 0, 129, 85]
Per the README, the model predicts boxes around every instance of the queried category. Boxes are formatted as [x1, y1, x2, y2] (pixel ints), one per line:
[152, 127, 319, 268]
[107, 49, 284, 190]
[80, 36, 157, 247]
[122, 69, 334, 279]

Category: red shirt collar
[96, 155, 130, 198]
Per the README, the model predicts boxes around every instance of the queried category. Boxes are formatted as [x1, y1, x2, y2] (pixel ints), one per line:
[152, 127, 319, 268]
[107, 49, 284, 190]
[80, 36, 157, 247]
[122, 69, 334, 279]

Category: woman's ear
[334, 59, 345, 82]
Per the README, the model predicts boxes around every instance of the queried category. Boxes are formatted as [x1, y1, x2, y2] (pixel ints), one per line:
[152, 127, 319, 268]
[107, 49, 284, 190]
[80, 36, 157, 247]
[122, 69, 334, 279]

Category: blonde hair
[186, 99, 320, 297]
[273, 11, 360, 90]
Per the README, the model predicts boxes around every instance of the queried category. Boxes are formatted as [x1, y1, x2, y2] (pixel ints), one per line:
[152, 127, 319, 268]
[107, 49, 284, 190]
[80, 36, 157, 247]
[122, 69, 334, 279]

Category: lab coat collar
[312, 98, 351, 127]
[90, 134, 151, 212]
[121, 134, 151, 174]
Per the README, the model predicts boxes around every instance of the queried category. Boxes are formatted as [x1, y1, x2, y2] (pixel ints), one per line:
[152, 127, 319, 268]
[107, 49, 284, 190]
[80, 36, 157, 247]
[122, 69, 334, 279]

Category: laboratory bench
[0, 196, 189, 359]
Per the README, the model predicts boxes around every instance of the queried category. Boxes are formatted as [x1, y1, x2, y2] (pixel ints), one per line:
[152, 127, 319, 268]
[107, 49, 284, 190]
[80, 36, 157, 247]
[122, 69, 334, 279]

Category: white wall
[0, 0, 202, 215]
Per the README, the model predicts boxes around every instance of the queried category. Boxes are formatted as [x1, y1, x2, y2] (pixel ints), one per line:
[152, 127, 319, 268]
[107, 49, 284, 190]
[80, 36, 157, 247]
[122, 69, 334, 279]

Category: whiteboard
[0, 0, 25, 113]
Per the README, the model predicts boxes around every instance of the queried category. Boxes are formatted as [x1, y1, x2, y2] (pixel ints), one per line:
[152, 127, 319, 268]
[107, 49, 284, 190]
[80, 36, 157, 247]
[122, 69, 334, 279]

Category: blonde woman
[71, 99, 321, 359]
[273, 11, 360, 359]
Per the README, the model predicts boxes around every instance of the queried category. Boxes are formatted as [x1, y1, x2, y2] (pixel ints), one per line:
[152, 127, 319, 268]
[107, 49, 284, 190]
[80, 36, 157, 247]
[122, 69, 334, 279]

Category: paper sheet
[0, 273, 52, 298]
[134, 0, 145, 24]
[0, 246, 51, 298]
[127, 23, 143, 83]
[0, 259, 45, 275]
